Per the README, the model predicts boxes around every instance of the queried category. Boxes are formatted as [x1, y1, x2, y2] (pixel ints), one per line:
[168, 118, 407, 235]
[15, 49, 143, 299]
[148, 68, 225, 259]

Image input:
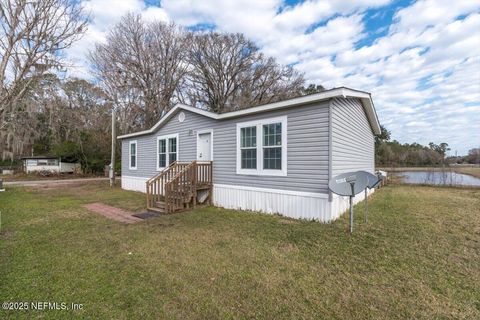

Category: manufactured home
[118, 87, 380, 222]
[22, 156, 81, 174]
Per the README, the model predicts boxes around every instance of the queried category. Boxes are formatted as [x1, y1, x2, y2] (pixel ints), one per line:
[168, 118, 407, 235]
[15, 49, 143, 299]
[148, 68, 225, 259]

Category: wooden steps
[147, 206, 165, 213]
[155, 201, 166, 210]
[146, 161, 213, 214]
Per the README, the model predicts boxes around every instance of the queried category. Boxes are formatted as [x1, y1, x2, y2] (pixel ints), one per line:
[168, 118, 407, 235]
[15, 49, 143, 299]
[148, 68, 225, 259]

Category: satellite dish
[328, 171, 373, 234]
[328, 172, 369, 196]
[356, 171, 382, 189]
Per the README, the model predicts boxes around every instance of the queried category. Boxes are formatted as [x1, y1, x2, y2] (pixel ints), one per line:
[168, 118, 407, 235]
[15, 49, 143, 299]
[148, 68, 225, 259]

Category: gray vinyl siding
[212, 102, 330, 193]
[121, 110, 216, 178]
[330, 97, 375, 177]
[122, 101, 331, 193]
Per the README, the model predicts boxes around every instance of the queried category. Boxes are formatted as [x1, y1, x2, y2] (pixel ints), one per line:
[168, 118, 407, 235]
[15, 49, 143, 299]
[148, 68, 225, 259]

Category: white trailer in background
[21, 156, 81, 174]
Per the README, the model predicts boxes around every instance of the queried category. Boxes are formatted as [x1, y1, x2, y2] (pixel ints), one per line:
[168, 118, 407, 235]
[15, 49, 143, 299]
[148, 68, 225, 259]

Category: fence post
[209, 161, 213, 205]
[193, 162, 197, 209]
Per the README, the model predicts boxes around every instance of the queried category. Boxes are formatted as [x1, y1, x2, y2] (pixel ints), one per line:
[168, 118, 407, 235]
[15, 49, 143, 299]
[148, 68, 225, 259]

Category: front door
[197, 132, 212, 161]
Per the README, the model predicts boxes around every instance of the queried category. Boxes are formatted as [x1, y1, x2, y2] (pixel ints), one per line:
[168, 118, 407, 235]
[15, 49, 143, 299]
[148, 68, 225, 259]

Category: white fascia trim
[214, 184, 329, 199]
[117, 87, 380, 139]
[236, 115, 287, 177]
[129, 140, 137, 170]
[156, 133, 179, 171]
[340, 88, 380, 135]
[361, 97, 381, 135]
[117, 105, 214, 139]
[196, 129, 214, 161]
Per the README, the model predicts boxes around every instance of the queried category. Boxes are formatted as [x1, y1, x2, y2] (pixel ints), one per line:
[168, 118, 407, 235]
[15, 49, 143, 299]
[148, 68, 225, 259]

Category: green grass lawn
[1, 182, 479, 319]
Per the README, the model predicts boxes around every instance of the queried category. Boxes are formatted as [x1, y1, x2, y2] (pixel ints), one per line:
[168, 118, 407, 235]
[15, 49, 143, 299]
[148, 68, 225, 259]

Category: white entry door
[197, 132, 212, 161]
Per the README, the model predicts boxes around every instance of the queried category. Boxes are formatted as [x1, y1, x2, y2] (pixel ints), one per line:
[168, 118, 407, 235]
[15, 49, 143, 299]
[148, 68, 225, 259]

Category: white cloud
[141, 6, 169, 23]
[392, 0, 480, 32]
[64, 0, 480, 154]
[65, 0, 168, 78]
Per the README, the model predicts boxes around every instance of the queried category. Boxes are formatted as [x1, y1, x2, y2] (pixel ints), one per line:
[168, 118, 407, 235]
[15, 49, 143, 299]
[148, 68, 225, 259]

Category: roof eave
[117, 87, 381, 139]
[340, 88, 381, 135]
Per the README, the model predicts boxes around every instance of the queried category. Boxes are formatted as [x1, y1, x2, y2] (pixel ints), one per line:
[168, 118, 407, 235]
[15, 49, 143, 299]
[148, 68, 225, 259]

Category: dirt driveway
[4, 177, 112, 187]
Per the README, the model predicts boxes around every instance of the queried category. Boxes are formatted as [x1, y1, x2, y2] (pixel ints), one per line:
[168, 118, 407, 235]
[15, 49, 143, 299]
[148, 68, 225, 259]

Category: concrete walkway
[4, 177, 114, 186]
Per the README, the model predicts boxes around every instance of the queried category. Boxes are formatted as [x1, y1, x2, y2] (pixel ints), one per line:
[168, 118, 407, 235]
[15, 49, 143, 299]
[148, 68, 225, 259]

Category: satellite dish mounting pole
[349, 182, 355, 234]
[364, 188, 368, 223]
[329, 171, 372, 234]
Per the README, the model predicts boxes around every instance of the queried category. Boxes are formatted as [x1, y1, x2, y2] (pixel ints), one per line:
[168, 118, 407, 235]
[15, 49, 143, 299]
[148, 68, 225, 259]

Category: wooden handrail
[146, 161, 177, 184]
[146, 161, 181, 209]
[169, 161, 196, 182]
[146, 160, 213, 213]
[165, 161, 197, 213]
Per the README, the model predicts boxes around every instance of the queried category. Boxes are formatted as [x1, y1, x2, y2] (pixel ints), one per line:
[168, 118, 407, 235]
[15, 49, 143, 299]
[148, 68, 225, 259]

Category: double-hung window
[240, 126, 257, 169]
[157, 134, 179, 170]
[129, 141, 137, 170]
[236, 116, 287, 176]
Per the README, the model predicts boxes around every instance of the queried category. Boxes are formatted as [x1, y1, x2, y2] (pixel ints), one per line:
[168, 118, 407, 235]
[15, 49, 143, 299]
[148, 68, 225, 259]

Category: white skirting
[213, 184, 374, 222]
[329, 188, 375, 221]
[121, 175, 149, 192]
[121, 176, 374, 223]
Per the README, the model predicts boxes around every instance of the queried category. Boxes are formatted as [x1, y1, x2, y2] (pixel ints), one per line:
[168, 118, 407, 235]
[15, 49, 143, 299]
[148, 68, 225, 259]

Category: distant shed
[21, 156, 81, 174]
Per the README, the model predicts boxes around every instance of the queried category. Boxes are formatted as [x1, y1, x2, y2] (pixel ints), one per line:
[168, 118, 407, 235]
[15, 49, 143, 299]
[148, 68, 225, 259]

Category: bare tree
[467, 148, 480, 164]
[90, 14, 190, 132]
[187, 33, 304, 113]
[241, 56, 305, 108]
[186, 33, 255, 113]
[0, 0, 88, 159]
[63, 78, 111, 130]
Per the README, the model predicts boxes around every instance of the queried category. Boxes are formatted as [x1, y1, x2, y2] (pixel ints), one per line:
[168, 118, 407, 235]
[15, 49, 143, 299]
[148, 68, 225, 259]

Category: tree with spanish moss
[0, 0, 88, 160]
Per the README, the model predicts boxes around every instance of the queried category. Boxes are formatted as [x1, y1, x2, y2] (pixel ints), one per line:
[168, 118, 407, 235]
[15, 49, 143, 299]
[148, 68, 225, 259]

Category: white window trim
[129, 140, 137, 170]
[156, 133, 179, 171]
[236, 116, 287, 176]
[196, 129, 214, 161]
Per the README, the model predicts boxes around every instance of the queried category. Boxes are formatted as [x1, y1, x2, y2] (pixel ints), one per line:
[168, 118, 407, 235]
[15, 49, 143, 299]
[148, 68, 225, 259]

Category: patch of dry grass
[0, 182, 479, 319]
[454, 167, 480, 178]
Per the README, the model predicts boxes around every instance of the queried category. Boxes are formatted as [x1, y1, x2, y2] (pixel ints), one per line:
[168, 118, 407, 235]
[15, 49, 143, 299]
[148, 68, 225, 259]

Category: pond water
[392, 171, 480, 187]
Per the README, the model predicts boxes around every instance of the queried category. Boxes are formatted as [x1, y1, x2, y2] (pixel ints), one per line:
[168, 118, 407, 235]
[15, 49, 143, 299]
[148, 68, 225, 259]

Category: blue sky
[67, 0, 480, 155]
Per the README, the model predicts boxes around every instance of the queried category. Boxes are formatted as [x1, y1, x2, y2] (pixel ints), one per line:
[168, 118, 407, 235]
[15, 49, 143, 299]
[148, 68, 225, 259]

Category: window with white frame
[236, 116, 287, 176]
[158, 139, 167, 167]
[168, 137, 177, 163]
[129, 141, 137, 169]
[157, 134, 178, 170]
[263, 123, 282, 170]
[240, 126, 257, 169]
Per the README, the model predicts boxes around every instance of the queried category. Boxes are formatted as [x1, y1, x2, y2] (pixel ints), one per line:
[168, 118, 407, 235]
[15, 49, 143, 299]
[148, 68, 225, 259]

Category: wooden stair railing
[165, 161, 196, 213]
[146, 161, 188, 210]
[146, 161, 213, 214]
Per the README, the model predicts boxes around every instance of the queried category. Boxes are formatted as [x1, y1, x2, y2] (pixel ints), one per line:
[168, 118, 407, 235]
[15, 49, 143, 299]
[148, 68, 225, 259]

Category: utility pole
[110, 108, 116, 188]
